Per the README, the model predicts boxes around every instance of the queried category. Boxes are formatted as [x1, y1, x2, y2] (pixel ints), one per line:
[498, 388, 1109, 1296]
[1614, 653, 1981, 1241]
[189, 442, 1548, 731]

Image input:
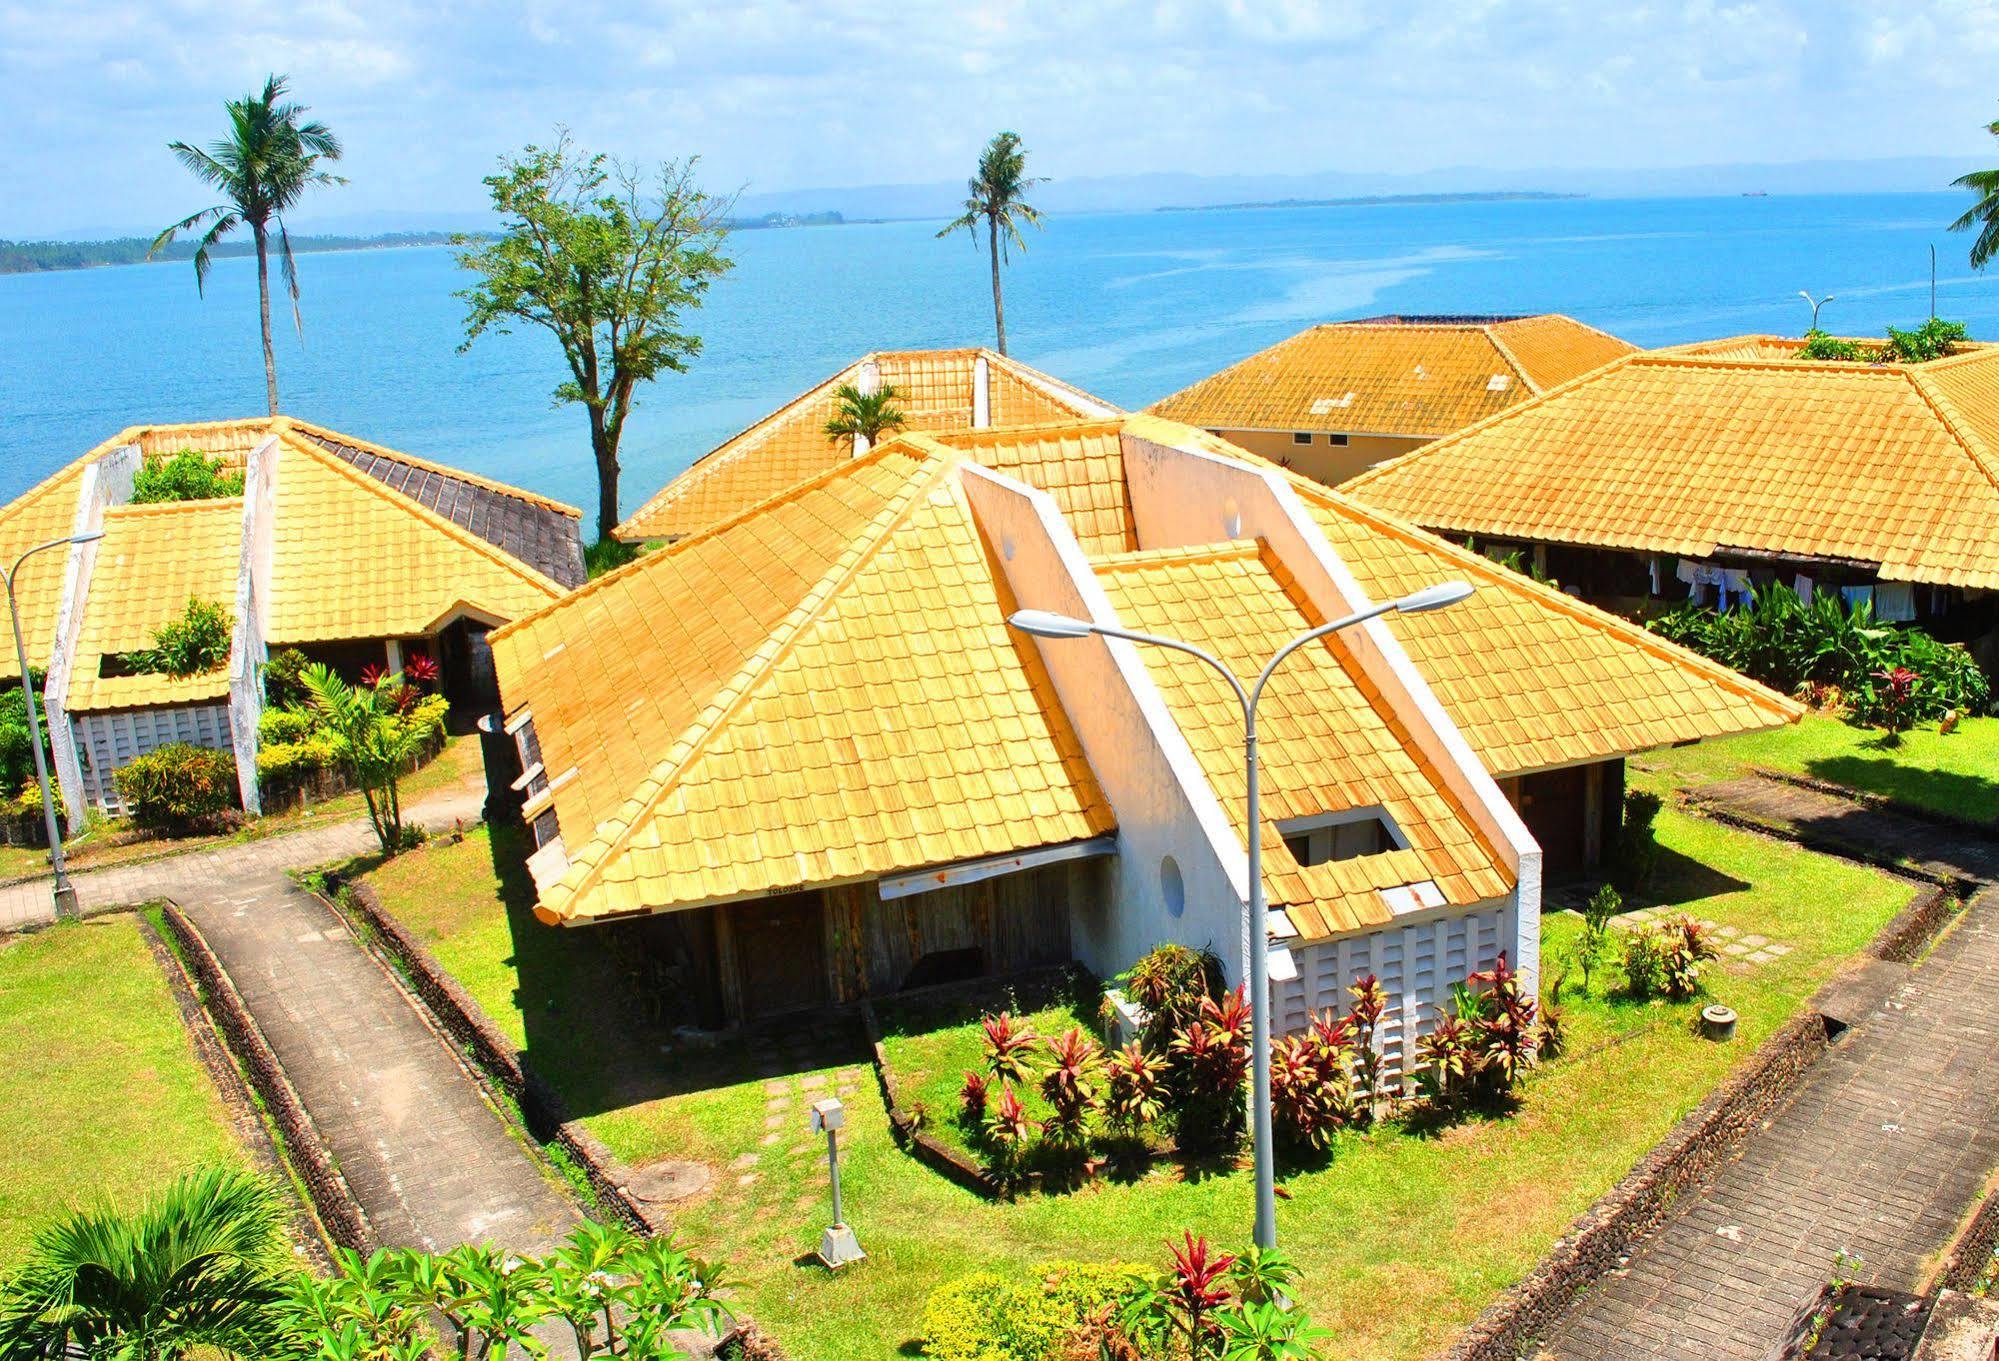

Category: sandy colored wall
[1212, 429, 1428, 487]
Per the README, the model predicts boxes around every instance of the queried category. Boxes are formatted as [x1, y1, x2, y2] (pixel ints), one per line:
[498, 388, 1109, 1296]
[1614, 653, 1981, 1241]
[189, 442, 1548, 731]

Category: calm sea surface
[3, 192, 1993, 517]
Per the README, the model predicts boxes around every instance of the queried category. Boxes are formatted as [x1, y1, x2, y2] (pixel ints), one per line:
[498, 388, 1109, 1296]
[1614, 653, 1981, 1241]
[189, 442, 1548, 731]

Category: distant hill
[1158, 191, 1583, 213]
[0, 232, 460, 275]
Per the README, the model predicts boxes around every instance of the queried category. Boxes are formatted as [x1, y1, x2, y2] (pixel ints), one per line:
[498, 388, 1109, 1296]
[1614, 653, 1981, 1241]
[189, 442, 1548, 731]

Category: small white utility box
[809, 1098, 845, 1134]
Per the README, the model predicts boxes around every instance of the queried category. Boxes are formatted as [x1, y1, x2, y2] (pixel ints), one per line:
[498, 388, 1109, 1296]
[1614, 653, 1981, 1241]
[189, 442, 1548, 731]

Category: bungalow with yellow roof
[1, 418, 578, 822]
[1147, 314, 1635, 487]
[1341, 335, 1999, 661]
[613, 347, 1119, 543]
[490, 410, 1794, 1060]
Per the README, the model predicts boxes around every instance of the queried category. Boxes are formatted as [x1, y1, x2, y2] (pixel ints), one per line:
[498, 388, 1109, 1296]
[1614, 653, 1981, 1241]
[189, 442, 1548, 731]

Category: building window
[1327, 433, 1350, 447]
[1292, 432, 1313, 445]
[1279, 809, 1405, 868]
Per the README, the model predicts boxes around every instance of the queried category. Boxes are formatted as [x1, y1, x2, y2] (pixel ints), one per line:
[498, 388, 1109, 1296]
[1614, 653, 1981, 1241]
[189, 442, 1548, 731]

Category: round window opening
[1160, 855, 1185, 918]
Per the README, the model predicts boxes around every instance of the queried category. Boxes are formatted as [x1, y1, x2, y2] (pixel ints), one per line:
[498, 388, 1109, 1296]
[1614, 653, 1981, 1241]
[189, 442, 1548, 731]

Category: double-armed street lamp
[1009, 578, 1474, 1249]
[5, 531, 104, 919]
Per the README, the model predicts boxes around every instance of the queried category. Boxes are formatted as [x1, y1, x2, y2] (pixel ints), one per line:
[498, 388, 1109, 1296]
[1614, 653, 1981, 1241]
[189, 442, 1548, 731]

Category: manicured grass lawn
[364, 809, 1914, 1361]
[0, 916, 243, 1269]
[0, 734, 485, 882]
[1642, 712, 1999, 824]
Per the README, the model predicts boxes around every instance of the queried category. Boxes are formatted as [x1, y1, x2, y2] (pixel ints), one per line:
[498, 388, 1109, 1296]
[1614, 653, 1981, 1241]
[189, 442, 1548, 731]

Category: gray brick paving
[1543, 776, 1999, 1360]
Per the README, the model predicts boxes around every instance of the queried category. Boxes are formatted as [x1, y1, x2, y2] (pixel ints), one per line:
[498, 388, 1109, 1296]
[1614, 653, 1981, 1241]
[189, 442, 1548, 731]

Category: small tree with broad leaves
[298, 663, 432, 854]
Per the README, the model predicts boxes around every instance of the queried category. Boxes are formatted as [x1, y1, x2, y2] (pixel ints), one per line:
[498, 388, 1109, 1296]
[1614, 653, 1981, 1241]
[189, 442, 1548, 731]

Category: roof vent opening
[1487, 373, 1513, 391]
[1279, 809, 1406, 868]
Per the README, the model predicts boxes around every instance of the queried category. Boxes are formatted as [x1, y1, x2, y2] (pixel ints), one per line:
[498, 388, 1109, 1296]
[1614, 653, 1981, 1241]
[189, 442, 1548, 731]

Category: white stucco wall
[957, 464, 1256, 984]
[227, 437, 280, 815]
[1117, 430, 1544, 993]
[45, 444, 139, 831]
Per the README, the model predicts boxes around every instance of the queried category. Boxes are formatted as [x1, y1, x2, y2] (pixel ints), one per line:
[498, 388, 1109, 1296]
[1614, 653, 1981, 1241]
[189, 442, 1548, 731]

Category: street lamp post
[1799, 290, 1836, 332]
[1009, 578, 1473, 1249]
[5, 532, 103, 920]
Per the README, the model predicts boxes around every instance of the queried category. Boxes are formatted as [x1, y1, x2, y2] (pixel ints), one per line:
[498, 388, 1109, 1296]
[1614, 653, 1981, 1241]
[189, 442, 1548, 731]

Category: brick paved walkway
[1542, 778, 1999, 1360]
[0, 787, 486, 934]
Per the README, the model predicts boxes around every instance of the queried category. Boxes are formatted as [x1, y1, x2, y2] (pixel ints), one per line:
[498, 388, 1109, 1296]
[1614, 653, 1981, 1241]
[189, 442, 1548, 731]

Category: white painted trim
[509, 760, 546, 793]
[878, 834, 1116, 900]
[227, 436, 280, 817]
[504, 707, 535, 735]
[45, 444, 138, 830]
[973, 354, 992, 428]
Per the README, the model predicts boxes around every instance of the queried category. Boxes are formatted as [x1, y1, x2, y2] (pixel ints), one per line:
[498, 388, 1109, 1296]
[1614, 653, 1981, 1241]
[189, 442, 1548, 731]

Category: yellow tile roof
[266, 437, 565, 645]
[1147, 314, 1635, 438]
[1342, 344, 1999, 589]
[0, 458, 96, 682]
[510, 440, 1114, 924]
[1096, 541, 1511, 940]
[67, 500, 243, 712]
[928, 420, 1139, 556]
[1289, 481, 1801, 776]
[614, 349, 1116, 542]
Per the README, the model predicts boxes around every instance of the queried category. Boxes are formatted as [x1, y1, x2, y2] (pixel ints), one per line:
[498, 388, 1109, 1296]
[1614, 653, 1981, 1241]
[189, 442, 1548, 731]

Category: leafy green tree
[457, 133, 734, 540]
[298, 663, 433, 853]
[822, 381, 909, 450]
[151, 75, 345, 416]
[0, 1165, 292, 1361]
[132, 449, 247, 503]
[1952, 120, 1999, 268]
[936, 131, 1045, 356]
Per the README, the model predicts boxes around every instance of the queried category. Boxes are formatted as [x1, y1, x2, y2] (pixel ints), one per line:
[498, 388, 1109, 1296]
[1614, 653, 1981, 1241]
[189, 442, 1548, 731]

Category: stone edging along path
[154, 902, 374, 1253]
[1443, 881, 1956, 1361]
[333, 877, 665, 1236]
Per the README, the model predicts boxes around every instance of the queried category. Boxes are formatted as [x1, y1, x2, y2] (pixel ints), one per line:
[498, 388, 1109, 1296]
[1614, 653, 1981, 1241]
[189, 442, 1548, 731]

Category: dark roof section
[296, 429, 587, 588]
[1342, 314, 1529, 325]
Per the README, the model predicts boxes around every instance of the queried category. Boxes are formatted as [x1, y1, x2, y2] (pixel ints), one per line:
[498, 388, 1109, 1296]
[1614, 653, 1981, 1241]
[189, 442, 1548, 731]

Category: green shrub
[255, 733, 340, 786]
[1569, 884, 1621, 993]
[1798, 330, 1865, 361]
[261, 649, 313, 709]
[1647, 590, 1989, 725]
[585, 536, 642, 578]
[920, 1263, 1148, 1361]
[131, 597, 233, 678]
[130, 448, 246, 503]
[1612, 790, 1663, 893]
[1880, 318, 1969, 363]
[0, 674, 53, 796]
[257, 707, 318, 744]
[114, 742, 238, 833]
[1114, 942, 1222, 1047]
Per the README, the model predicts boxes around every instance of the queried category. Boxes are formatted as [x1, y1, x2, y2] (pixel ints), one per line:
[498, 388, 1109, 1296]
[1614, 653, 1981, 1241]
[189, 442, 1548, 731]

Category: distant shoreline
[1156, 190, 1586, 213]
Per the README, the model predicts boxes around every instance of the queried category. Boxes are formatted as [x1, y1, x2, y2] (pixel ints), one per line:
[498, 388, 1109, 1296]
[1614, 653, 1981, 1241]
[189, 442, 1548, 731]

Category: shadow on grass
[1805, 754, 1999, 825]
[487, 823, 868, 1128]
[1632, 843, 1751, 909]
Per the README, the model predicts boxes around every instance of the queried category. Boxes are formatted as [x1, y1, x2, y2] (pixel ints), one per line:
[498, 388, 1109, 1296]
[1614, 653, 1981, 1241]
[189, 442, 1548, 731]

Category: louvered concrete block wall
[1276, 902, 1516, 1076]
[76, 704, 232, 815]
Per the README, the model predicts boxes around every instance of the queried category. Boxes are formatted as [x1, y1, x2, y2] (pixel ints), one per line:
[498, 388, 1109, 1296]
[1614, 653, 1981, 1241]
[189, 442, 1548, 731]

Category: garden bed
[358, 803, 1920, 1360]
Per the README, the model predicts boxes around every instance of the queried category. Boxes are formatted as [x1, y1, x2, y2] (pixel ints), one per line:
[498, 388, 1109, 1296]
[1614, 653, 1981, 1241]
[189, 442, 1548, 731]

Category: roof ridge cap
[286, 419, 583, 519]
[281, 433, 564, 600]
[1479, 324, 1541, 395]
[105, 496, 243, 516]
[1291, 475, 1801, 718]
[546, 456, 960, 917]
[1091, 538, 1261, 573]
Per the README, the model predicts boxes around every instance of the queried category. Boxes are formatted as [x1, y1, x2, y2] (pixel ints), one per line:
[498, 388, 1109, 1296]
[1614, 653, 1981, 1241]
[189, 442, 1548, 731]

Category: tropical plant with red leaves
[1347, 974, 1390, 1119]
[358, 661, 387, 688]
[1122, 1233, 1238, 1357]
[958, 1070, 990, 1127]
[1870, 664, 1919, 738]
[1103, 1040, 1168, 1137]
[1038, 1027, 1104, 1149]
[1118, 943, 1222, 1047]
[403, 651, 440, 687]
[1269, 1035, 1338, 1152]
[1414, 1014, 1475, 1105]
[980, 1012, 1043, 1086]
[1466, 952, 1539, 1098]
[983, 1083, 1034, 1160]
[1657, 915, 1719, 1001]
[1169, 988, 1250, 1150]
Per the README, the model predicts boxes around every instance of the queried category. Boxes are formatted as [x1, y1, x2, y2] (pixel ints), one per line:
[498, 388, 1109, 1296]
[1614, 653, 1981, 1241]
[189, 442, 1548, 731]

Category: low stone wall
[335, 879, 664, 1235]
[1938, 1188, 1999, 1293]
[157, 903, 372, 1251]
[861, 998, 1013, 1197]
[1871, 886, 1962, 965]
[1446, 881, 1963, 1361]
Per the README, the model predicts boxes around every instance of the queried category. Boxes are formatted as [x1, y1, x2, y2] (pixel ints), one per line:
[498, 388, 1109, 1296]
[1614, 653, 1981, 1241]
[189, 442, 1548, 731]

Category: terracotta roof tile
[1148, 314, 1634, 438]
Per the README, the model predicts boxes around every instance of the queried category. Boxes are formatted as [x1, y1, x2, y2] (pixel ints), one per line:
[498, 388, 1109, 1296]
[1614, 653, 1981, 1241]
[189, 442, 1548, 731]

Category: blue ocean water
[2, 191, 1993, 517]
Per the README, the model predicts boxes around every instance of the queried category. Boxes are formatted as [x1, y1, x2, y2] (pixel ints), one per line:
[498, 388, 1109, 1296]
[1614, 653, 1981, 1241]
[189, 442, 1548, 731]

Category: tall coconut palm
[822, 381, 908, 450]
[1950, 118, 1999, 268]
[936, 131, 1045, 355]
[0, 1165, 292, 1361]
[152, 75, 345, 415]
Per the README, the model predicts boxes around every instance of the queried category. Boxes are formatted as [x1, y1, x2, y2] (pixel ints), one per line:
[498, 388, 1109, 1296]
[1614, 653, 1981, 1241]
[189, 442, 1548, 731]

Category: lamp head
[1393, 580, 1474, 614]
[1008, 609, 1096, 639]
[73, 531, 104, 546]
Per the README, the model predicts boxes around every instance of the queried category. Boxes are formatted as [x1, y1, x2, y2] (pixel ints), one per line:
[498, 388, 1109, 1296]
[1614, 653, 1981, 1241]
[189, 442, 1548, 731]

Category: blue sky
[6, 0, 1999, 235]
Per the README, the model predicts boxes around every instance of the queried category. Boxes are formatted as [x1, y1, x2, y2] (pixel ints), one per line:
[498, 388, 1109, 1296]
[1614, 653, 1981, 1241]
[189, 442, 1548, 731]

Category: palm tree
[0, 1165, 292, 1361]
[936, 131, 1045, 355]
[298, 662, 433, 853]
[152, 75, 345, 416]
[1951, 118, 1999, 268]
[822, 382, 909, 450]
